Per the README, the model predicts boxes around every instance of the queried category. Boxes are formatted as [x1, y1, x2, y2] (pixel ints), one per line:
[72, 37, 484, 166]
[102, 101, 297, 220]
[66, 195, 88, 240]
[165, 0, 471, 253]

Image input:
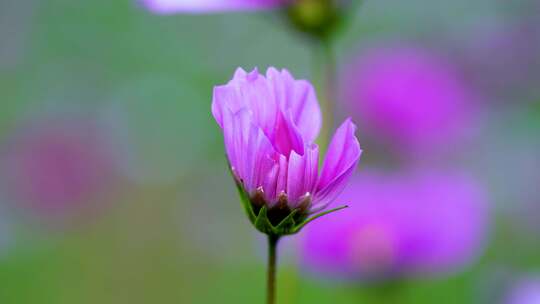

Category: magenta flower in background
[506, 277, 540, 304]
[0, 115, 116, 223]
[300, 170, 489, 280]
[142, 0, 286, 14]
[342, 44, 475, 153]
[212, 67, 361, 234]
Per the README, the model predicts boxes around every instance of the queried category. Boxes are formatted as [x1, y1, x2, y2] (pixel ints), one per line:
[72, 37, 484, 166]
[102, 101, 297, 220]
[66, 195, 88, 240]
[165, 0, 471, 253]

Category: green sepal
[291, 205, 349, 234]
[254, 206, 274, 235]
[275, 209, 299, 232]
[252, 205, 300, 236]
[234, 180, 256, 223]
[235, 183, 348, 236]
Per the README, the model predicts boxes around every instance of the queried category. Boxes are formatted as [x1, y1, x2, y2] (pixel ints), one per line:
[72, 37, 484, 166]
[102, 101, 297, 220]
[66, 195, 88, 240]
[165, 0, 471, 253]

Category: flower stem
[266, 234, 280, 304]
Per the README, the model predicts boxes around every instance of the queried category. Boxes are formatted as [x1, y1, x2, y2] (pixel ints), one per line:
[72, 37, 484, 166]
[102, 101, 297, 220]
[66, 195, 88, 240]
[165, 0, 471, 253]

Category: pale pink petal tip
[141, 0, 285, 14]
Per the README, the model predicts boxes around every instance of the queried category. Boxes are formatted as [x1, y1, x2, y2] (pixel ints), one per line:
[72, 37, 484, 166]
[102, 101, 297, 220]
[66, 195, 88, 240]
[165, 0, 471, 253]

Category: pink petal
[260, 154, 288, 207]
[275, 154, 288, 197]
[212, 68, 279, 141]
[311, 164, 356, 213]
[262, 162, 279, 203]
[267, 68, 322, 143]
[314, 118, 362, 211]
[273, 110, 304, 156]
[222, 108, 276, 194]
[286, 145, 319, 208]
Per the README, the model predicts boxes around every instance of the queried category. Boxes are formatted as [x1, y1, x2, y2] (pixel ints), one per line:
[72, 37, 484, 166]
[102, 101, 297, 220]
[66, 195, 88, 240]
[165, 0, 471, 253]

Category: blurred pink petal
[301, 170, 490, 280]
[342, 43, 475, 153]
[142, 0, 286, 14]
[1, 116, 117, 223]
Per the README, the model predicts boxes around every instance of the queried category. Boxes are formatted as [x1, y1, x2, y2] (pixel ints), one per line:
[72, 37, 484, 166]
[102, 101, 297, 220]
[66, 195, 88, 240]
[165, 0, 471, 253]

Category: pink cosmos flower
[142, 0, 286, 14]
[0, 116, 116, 223]
[342, 44, 474, 153]
[301, 170, 489, 280]
[212, 67, 361, 232]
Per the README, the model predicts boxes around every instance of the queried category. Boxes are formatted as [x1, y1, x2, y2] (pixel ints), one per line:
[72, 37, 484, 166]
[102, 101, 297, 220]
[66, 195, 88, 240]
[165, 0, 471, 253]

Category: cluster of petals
[212, 67, 361, 213]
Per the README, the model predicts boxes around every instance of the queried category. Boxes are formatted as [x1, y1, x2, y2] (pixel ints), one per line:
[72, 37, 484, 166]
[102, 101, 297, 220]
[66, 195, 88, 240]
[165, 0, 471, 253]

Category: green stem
[266, 235, 280, 304]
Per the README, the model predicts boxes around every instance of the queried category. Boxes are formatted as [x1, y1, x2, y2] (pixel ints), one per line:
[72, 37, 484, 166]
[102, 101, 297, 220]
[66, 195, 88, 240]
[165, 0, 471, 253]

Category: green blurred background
[0, 0, 539, 303]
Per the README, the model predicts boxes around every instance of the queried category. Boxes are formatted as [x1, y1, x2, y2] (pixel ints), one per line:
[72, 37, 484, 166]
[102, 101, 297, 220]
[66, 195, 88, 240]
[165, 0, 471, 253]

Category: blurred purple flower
[142, 0, 286, 14]
[0, 116, 116, 222]
[300, 170, 489, 280]
[342, 44, 475, 152]
[212, 67, 361, 224]
[506, 277, 540, 304]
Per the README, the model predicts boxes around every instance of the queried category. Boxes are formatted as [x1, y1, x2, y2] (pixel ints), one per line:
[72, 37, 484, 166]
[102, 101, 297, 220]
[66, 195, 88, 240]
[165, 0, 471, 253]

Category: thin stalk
[266, 235, 280, 304]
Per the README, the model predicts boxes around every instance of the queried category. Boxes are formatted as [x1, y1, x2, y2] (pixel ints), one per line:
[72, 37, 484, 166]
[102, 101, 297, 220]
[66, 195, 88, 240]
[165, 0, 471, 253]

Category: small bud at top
[286, 0, 353, 40]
